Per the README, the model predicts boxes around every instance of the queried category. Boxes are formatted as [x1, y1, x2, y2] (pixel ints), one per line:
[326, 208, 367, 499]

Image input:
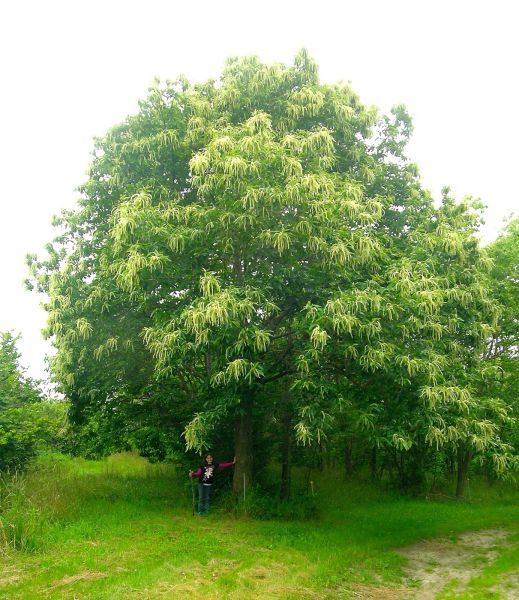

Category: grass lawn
[1, 453, 518, 599]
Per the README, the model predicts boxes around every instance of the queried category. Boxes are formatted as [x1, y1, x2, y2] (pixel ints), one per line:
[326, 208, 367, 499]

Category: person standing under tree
[189, 453, 236, 515]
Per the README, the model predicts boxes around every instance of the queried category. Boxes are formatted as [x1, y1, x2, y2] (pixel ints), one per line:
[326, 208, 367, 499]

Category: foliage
[27, 51, 518, 492]
[0, 332, 69, 471]
[485, 217, 519, 465]
[487, 217, 519, 355]
[0, 332, 40, 408]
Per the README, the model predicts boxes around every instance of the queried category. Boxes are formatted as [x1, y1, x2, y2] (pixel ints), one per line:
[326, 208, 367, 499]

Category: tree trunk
[280, 400, 292, 500]
[344, 437, 354, 478]
[233, 391, 253, 495]
[455, 446, 473, 499]
[370, 446, 377, 481]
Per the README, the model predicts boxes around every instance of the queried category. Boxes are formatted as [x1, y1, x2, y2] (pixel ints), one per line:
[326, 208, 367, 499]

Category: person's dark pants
[198, 483, 211, 514]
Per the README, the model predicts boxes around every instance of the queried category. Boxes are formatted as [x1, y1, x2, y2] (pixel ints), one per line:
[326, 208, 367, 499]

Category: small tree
[0, 332, 67, 470]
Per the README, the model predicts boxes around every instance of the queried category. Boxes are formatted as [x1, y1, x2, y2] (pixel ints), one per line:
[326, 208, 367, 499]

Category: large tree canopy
[28, 51, 514, 493]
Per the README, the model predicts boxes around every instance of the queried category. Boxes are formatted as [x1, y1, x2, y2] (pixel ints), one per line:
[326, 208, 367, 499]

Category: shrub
[217, 485, 319, 521]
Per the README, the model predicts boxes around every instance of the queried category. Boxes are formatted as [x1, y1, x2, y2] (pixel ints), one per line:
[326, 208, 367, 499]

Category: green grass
[1, 453, 519, 599]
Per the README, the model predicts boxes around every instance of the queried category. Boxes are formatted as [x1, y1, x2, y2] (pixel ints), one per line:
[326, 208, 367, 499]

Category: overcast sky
[1, 0, 517, 382]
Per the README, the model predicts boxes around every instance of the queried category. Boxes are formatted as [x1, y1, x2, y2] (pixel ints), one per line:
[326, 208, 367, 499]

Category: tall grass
[0, 452, 179, 554]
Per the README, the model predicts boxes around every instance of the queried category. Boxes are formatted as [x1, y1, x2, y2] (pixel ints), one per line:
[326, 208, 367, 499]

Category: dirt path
[397, 528, 512, 599]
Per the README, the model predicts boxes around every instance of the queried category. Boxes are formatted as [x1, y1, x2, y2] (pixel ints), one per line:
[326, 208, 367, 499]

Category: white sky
[0, 0, 517, 382]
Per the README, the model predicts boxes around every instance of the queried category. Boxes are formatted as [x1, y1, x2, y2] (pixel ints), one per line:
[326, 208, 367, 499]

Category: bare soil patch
[397, 528, 511, 599]
[491, 570, 519, 600]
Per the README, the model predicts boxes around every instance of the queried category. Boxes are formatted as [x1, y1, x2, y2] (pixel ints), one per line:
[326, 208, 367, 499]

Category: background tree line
[0, 332, 68, 471]
[24, 51, 519, 499]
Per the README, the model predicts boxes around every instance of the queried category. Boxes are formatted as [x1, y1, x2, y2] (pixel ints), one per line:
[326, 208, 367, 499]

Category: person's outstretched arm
[217, 457, 236, 470]
[189, 468, 202, 478]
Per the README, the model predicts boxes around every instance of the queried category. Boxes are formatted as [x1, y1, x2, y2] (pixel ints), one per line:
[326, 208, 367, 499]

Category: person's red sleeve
[217, 461, 234, 470]
[191, 468, 202, 478]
